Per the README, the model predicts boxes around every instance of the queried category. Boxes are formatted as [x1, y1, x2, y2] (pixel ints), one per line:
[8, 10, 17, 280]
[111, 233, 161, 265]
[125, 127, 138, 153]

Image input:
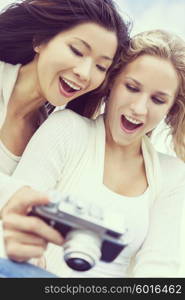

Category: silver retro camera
[31, 191, 128, 271]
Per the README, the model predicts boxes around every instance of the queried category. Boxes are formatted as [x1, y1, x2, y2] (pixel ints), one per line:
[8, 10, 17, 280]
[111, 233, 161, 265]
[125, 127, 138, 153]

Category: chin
[112, 136, 129, 147]
[47, 97, 67, 107]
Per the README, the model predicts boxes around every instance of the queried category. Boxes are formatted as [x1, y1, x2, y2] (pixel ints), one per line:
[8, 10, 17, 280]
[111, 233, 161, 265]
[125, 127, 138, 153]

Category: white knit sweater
[0, 60, 185, 277]
[9, 109, 185, 277]
[0, 61, 27, 210]
[0, 60, 58, 208]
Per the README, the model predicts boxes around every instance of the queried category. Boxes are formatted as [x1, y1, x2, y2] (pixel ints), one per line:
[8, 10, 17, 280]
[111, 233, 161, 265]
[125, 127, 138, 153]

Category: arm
[0, 60, 26, 211]
[12, 109, 85, 189]
[1, 109, 82, 261]
[132, 157, 185, 277]
[0, 173, 26, 212]
[12, 112, 68, 190]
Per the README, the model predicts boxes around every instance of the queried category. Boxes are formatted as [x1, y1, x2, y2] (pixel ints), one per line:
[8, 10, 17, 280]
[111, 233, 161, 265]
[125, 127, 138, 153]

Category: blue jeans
[0, 258, 58, 278]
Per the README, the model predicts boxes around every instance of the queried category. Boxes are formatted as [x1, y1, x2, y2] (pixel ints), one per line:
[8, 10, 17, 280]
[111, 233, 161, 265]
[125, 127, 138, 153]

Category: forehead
[55, 22, 118, 57]
[118, 54, 179, 93]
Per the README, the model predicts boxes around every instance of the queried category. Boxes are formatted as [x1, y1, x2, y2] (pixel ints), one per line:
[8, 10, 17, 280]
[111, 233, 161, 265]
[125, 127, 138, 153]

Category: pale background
[1, 0, 184, 39]
[0, 0, 185, 275]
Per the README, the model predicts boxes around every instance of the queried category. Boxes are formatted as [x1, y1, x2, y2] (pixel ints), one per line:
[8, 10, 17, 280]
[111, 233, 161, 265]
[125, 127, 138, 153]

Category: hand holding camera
[31, 191, 128, 271]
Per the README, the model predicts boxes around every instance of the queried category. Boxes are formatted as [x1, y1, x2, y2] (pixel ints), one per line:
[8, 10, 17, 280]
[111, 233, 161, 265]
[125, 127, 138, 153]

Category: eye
[96, 64, 107, 72]
[152, 96, 165, 105]
[126, 83, 139, 92]
[69, 45, 83, 57]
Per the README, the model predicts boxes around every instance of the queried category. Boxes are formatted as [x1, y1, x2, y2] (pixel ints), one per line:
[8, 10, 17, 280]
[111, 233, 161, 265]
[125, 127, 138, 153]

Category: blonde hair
[121, 30, 185, 161]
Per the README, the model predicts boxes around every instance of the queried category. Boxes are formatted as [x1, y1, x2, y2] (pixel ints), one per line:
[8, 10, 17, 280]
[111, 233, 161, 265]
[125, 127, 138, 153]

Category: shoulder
[0, 61, 6, 101]
[0, 60, 19, 73]
[0, 60, 21, 80]
[0, 60, 5, 69]
[0, 60, 21, 89]
[158, 151, 185, 186]
[158, 151, 185, 172]
[37, 109, 94, 149]
[0, 61, 5, 78]
[48, 108, 90, 123]
[46, 109, 93, 135]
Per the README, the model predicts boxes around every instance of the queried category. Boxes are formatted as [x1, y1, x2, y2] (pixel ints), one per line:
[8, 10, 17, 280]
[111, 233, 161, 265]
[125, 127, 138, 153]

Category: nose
[130, 94, 148, 116]
[73, 58, 93, 82]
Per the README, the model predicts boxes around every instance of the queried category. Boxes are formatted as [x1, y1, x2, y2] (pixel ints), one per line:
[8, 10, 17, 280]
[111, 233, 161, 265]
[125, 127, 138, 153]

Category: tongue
[61, 79, 74, 93]
[121, 115, 140, 130]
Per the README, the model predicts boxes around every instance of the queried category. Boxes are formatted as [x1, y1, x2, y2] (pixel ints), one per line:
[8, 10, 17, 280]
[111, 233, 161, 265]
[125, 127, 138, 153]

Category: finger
[6, 243, 46, 262]
[4, 229, 47, 248]
[4, 186, 50, 215]
[30, 256, 47, 269]
[3, 214, 64, 246]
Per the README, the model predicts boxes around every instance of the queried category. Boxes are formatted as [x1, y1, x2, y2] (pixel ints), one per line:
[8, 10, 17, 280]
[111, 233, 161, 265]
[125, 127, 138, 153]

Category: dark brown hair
[0, 0, 130, 117]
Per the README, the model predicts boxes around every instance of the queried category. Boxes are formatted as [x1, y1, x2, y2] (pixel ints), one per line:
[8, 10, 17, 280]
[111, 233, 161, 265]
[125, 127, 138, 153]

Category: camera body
[31, 191, 128, 271]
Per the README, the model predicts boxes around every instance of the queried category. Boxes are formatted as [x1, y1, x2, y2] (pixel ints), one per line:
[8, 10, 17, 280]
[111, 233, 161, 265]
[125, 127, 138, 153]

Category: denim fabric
[0, 258, 58, 278]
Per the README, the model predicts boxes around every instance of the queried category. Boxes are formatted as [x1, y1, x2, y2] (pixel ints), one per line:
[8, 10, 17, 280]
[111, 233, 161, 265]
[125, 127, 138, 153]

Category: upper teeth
[62, 78, 81, 91]
[124, 115, 142, 125]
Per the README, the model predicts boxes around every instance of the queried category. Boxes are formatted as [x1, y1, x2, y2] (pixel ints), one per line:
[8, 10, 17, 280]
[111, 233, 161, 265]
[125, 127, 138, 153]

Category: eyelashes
[69, 45, 108, 73]
[125, 84, 165, 104]
[69, 45, 83, 57]
[126, 84, 139, 92]
[96, 65, 107, 72]
[151, 97, 165, 104]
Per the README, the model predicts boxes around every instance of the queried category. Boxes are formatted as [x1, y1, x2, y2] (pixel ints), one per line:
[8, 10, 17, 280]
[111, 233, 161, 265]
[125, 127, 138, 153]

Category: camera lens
[63, 229, 101, 271]
[64, 253, 94, 271]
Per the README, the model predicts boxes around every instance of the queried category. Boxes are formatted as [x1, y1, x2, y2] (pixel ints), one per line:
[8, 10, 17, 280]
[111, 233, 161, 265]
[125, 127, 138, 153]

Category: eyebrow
[126, 77, 172, 97]
[74, 38, 113, 61]
[155, 91, 171, 97]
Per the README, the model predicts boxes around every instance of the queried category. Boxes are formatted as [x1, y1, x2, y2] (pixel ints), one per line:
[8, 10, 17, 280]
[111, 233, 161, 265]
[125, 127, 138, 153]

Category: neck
[105, 125, 142, 161]
[106, 139, 142, 162]
[10, 57, 46, 119]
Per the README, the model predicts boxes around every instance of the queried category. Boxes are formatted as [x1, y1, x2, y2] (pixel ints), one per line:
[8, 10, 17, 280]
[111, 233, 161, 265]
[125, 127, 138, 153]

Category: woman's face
[34, 22, 117, 106]
[105, 54, 179, 148]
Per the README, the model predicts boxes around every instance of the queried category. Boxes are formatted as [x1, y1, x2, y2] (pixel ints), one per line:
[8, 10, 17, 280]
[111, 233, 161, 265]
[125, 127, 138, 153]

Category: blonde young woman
[1, 29, 185, 278]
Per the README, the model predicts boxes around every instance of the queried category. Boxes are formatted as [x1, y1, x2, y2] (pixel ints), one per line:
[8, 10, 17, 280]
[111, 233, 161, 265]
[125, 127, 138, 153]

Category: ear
[33, 36, 43, 53]
[34, 45, 42, 53]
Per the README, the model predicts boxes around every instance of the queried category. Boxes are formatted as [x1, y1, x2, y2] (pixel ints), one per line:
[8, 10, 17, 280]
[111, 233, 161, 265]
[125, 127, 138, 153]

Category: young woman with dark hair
[0, 0, 130, 213]
[0, 0, 129, 117]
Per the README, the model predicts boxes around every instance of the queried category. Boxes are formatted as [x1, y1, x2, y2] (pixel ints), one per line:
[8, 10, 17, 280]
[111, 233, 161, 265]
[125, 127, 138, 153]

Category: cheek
[37, 53, 52, 77]
[37, 53, 62, 86]
[149, 107, 169, 128]
[91, 73, 106, 90]
[108, 85, 124, 105]
[105, 101, 118, 125]
[38, 45, 64, 70]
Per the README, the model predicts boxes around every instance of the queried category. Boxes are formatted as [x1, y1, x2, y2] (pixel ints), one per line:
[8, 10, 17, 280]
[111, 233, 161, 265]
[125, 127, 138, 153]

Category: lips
[60, 77, 74, 93]
[58, 77, 82, 98]
[121, 115, 143, 133]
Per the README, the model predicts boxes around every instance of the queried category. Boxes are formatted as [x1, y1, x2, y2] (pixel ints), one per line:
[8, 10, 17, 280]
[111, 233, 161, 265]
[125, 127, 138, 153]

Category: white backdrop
[1, 0, 185, 38]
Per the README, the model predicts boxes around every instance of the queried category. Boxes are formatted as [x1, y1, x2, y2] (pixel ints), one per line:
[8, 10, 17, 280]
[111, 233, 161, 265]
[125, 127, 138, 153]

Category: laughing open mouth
[121, 115, 143, 132]
[59, 76, 82, 94]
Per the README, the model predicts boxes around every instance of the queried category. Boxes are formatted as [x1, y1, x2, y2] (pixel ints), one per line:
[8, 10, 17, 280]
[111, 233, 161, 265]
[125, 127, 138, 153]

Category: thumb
[4, 186, 49, 215]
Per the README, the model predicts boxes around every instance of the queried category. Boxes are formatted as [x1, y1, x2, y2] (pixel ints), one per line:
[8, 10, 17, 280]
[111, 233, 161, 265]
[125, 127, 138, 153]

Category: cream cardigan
[10, 110, 185, 277]
[0, 61, 27, 210]
[0, 59, 185, 276]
